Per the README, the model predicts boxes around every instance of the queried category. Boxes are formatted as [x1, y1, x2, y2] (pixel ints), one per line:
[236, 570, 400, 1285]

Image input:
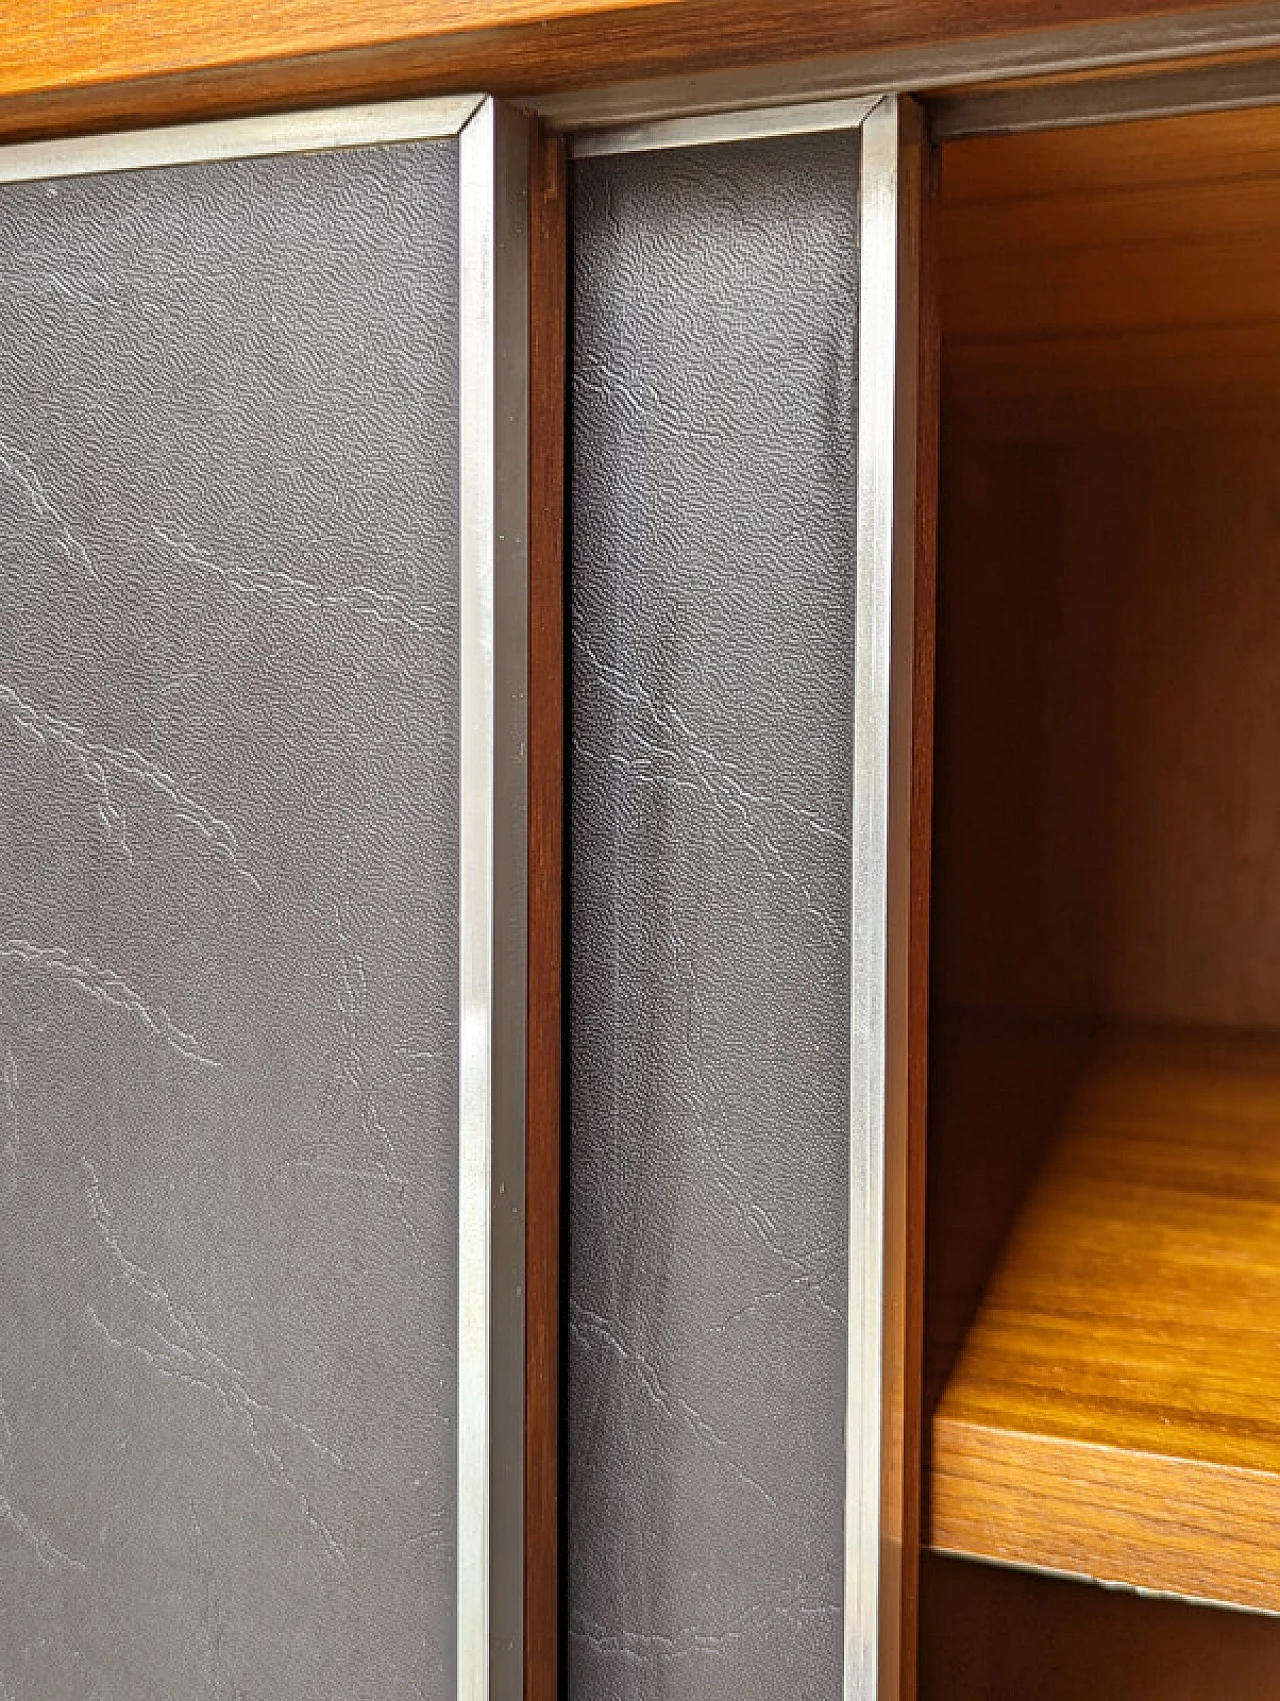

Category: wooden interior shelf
[929, 1022, 1280, 1614]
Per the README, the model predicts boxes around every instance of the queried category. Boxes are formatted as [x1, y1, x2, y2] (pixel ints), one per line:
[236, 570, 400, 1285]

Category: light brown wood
[920, 1553, 1280, 1701]
[942, 106, 1280, 408]
[930, 1022, 1280, 1612]
[928, 104, 1280, 1643]
[525, 127, 565, 1701]
[0, 0, 1264, 143]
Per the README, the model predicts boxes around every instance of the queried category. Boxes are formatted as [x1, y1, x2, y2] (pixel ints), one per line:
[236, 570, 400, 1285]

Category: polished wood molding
[0, 0, 1265, 142]
[930, 1022, 1280, 1614]
[525, 125, 566, 1701]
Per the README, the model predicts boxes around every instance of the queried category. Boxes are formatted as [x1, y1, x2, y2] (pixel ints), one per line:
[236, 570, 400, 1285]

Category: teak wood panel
[931, 1023, 1280, 1611]
[929, 102, 1280, 1628]
[942, 105, 1280, 408]
[0, 0, 1268, 142]
[931, 407, 1280, 1030]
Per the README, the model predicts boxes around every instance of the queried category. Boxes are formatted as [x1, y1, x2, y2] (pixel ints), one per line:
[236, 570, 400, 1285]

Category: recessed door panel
[0, 99, 539, 1701]
[567, 101, 932, 1701]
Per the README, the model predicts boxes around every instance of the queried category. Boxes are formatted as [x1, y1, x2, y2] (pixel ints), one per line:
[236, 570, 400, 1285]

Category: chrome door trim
[847, 93, 923, 1701]
[0, 93, 484, 182]
[456, 93, 531, 1701]
[569, 94, 876, 156]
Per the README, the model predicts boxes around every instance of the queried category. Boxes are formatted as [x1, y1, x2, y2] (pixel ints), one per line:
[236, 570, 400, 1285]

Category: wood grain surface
[928, 111, 1280, 1648]
[930, 1023, 1280, 1612]
[942, 105, 1280, 408]
[0, 0, 1263, 143]
[931, 409, 1280, 1030]
[525, 127, 566, 1701]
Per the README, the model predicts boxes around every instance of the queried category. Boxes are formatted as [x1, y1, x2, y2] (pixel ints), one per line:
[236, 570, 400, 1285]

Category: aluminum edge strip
[535, 0, 1280, 133]
[457, 95, 531, 1701]
[930, 53, 1280, 137]
[846, 92, 913, 1701]
[0, 92, 483, 183]
[569, 94, 876, 156]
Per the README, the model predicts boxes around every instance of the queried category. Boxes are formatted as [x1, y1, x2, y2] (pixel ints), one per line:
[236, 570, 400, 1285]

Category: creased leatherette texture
[0, 141, 459, 1700]
[568, 134, 859, 1701]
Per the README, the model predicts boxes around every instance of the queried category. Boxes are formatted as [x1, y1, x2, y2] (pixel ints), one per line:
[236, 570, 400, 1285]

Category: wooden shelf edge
[930, 1414, 1280, 1617]
[926, 1020, 1280, 1616]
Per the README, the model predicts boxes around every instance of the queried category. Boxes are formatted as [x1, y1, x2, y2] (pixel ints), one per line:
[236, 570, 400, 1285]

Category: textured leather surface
[0, 139, 459, 1700]
[568, 132, 860, 1701]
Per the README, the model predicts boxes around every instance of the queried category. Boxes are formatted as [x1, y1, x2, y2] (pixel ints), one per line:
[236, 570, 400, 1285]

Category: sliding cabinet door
[0, 98, 561, 1701]
[567, 97, 935, 1701]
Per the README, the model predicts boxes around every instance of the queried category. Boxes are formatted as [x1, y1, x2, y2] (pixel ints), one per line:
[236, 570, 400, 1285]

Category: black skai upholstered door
[0, 97, 533, 1701]
[567, 99, 930, 1701]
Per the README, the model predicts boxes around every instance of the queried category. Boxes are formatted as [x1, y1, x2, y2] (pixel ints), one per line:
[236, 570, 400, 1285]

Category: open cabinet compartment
[924, 101, 1280, 1689]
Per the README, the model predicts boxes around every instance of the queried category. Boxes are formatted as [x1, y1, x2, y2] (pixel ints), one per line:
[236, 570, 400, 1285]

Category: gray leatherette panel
[568, 133, 859, 1701]
[0, 139, 459, 1700]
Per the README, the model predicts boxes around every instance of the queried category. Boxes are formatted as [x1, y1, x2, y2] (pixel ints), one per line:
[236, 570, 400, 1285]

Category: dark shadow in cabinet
[922, 1554, 1280, 1701]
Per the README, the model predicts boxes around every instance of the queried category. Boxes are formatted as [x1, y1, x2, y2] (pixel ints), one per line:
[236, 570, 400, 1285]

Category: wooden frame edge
[902, 100, 940, 1701]
[525, 121, 566, 1701]
[6, 1, 1280, 145]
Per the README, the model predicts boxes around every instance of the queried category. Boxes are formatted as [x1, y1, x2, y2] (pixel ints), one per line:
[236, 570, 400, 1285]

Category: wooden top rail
[0, 0, 1263, 141]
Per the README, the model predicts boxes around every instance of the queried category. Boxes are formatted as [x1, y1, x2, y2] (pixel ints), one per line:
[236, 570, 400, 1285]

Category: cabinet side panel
[568, 131, 859, 1701]
[0, 138, 460, 1701]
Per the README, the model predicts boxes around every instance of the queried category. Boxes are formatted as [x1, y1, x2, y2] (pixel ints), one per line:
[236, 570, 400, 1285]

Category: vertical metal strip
[846, 93, 918, 1701]
[458, 97, 531, 1701]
